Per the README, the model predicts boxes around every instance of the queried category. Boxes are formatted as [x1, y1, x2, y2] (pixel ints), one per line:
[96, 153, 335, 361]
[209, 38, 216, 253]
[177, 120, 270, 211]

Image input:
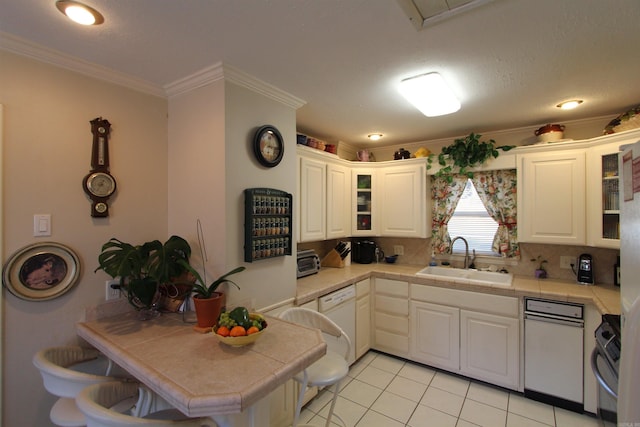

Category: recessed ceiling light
[368, 133, 383, 141]
[398, 72, 460, 117]
[557, 100, 583, 110]
[56, 1, 104, 25]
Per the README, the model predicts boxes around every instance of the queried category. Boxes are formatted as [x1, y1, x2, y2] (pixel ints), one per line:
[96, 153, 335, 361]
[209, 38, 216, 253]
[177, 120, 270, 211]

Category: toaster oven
[297, 249, 320, 278]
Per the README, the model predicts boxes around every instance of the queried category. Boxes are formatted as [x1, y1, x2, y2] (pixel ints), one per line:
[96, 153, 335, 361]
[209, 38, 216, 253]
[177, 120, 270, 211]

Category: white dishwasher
[524, 297, 584, 412]
[319, 285, 356, 365]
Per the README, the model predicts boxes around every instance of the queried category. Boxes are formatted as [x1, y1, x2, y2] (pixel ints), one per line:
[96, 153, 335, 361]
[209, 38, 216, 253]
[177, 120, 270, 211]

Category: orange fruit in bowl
[247, 326, 260, 335]
[216, 325, 230, 337]
[229, 326, 247, 337]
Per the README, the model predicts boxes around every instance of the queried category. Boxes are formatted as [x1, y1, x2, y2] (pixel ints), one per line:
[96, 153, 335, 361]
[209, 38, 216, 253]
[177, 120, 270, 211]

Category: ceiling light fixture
[56, 1, 104, 25]
[368, 133, 383, 141]
[557, 100, 584, 110]
[398, 72, 461, 117]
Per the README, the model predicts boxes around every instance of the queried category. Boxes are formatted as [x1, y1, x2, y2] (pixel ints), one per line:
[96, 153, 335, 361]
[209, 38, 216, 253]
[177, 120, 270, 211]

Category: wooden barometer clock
[83, 117, 116, 217]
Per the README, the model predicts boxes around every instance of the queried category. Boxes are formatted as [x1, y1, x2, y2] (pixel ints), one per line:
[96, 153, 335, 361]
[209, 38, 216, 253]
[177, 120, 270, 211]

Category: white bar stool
[76, 381, 214, 427]
[279, 307, 352, 427]
[33, 346, 127, 427]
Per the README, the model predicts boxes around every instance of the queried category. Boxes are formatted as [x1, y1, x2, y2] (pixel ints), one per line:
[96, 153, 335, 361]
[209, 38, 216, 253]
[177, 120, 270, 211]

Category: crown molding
[0, 31, 306, 109]
[0, 32, 165, 97]
[164, 62, 306, 110]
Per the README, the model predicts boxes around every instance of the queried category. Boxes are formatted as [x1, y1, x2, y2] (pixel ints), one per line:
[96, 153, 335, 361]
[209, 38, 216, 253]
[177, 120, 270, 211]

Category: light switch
[33, 214, 51, 237]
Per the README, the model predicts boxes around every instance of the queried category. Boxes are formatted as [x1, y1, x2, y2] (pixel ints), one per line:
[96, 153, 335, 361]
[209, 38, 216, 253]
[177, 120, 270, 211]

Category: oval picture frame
[253, 125, 284, 168]
[2, 242, 81, 301]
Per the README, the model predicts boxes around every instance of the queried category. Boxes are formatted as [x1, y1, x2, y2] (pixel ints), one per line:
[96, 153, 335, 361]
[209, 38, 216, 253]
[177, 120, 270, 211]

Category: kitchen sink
[415, 266, 513, 287]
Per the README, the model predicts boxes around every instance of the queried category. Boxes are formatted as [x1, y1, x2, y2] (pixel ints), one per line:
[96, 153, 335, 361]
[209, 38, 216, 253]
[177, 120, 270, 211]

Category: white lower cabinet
[372, 278, 409, 357]
[355, 278, 371, 359]
[410, 301, 459, 371]
[409, 284, 520, 390]
[460, 310, 519, 389]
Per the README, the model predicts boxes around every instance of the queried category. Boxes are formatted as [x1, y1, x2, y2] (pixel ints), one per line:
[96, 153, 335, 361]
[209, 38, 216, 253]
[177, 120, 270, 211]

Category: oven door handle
[590, 348, 618, 399]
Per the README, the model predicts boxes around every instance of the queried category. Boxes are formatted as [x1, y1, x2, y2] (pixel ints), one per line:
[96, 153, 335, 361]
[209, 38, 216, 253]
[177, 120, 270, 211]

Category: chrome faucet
[450, 236, 470, 269]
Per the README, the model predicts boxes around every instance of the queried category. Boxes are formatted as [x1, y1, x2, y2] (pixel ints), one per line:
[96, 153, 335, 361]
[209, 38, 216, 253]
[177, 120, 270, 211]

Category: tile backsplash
[299, 238, 619, 286]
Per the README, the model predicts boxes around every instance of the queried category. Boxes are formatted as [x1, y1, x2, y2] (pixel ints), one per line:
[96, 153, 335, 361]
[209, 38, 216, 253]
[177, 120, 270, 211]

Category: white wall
[224, 82, 298, 309]
[0, 51, 169, 427]
[167, 78, 298, 311]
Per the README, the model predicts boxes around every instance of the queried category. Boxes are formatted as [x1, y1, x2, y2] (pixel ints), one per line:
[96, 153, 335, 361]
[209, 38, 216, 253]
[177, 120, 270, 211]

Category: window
[447, 179, 499, 255]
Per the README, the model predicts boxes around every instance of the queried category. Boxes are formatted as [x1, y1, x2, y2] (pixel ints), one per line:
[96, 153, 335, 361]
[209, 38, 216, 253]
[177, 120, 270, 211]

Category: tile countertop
[296, 264, 621, 315]
[77, 312, 326, 419]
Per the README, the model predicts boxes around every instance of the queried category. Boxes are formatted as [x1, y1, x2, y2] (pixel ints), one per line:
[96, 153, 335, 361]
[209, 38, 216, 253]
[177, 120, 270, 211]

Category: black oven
[591, 314, 620, 426]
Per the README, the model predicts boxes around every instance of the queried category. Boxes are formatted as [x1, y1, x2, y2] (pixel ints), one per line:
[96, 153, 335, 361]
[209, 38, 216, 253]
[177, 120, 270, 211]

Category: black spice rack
[244, 188, 292, 262]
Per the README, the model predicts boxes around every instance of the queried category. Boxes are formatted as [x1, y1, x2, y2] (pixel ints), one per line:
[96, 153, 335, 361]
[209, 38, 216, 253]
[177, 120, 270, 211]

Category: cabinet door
[379, 163, 428, 238]
[587, 142, 621, 248]
[269, 380, 295, 427]
[352, 168, 377, 236]
[410, 301, 459, 371]
[299, 157, 326, 242]
[356, 292, 371, 359]
[460, 310, 519, 390]
[517, 149, 586, 245]
[326, 162, 351, 240]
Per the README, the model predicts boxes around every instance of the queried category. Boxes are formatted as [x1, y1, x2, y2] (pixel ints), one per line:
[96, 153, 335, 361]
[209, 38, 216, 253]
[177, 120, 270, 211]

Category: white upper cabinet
[516, 128, 640, 247]
[517, 149, 587, 245]
[298, 155, 326, 242]
[586, 140, 628, 249]
[352, 167, 378, 236]
[379, 163, 429, 238]
[326, 162, 352, 240]
[298, 146, 352, 242]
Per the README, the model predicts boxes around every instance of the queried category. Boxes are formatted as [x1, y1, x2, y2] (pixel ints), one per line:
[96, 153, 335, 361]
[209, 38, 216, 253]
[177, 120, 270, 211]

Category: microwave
[297, 249, 320, 278]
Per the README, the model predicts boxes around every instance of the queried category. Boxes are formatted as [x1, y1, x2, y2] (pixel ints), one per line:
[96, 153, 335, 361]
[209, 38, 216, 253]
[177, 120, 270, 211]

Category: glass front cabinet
[352, 169, 377, 236]
[588, 142, 621, 248]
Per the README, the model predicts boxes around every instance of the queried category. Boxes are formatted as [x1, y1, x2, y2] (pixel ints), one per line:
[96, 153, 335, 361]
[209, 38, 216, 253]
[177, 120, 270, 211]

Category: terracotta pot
[193, 292, 225, 328]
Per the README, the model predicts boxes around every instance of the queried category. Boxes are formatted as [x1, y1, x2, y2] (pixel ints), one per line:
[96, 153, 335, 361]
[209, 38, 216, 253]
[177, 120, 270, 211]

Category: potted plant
[531, 255, 548, 279]
[427, 133, 514, 181]
[180, 264, 246, 329]
[95, 235, 194, 319]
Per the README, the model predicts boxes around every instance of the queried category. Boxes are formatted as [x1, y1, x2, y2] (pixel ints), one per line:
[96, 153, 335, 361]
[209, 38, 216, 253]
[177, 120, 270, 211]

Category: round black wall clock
[253, 125, 284, 167]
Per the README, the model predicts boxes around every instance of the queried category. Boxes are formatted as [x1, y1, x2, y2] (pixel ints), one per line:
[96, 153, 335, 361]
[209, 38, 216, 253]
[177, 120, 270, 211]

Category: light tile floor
[298, 351, 603, 427]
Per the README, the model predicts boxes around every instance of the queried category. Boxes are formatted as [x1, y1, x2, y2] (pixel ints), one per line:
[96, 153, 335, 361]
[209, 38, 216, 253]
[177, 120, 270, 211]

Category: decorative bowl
[213, 313, 267, 347]
[385, 255, 398, 264]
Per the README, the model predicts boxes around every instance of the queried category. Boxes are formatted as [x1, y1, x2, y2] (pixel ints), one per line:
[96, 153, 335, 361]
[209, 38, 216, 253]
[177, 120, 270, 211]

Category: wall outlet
[560, 256, 574, 269]
[393, 245, 404, 256]
[105, 279, 121, 301]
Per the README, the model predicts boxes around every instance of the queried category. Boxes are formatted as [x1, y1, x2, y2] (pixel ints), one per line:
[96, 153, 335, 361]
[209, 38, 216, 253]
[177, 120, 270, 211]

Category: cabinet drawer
[375, 294, 409, 316]
[411, 284, 518, 317]
[375, 329, 409, 353]
[375, 278, 409, 297]
[356, 278, 371, 298]
[375, 312, 409, 335]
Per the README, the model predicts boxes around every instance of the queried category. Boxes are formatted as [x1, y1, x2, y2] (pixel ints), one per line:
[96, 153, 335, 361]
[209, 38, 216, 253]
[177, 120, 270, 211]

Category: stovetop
[595, 314, 621, 375]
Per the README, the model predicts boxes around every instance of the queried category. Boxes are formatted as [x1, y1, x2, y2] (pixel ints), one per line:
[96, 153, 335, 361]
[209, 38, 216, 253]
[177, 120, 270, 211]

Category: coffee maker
[352, 240, 378, 264]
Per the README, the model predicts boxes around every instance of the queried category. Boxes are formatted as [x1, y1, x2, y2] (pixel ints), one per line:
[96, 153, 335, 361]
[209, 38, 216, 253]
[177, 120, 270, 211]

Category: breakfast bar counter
[77, 311, 326, 427]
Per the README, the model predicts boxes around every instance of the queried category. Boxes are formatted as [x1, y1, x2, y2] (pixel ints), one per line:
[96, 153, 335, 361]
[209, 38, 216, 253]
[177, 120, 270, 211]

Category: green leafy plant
[180, 264, 245, 299]
[531, 255, 548, 271]
[96, 235, 193, 308]
[531, 255, 548, 279]
[427, 133, 514, 181]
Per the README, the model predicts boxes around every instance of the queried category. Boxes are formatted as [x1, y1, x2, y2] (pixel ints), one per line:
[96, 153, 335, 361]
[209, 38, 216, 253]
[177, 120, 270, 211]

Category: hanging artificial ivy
[427, 133, 515, 182]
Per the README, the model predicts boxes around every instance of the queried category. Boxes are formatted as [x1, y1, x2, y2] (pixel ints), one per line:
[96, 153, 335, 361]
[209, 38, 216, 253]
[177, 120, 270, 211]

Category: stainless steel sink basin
[415, 266, 513, 287]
